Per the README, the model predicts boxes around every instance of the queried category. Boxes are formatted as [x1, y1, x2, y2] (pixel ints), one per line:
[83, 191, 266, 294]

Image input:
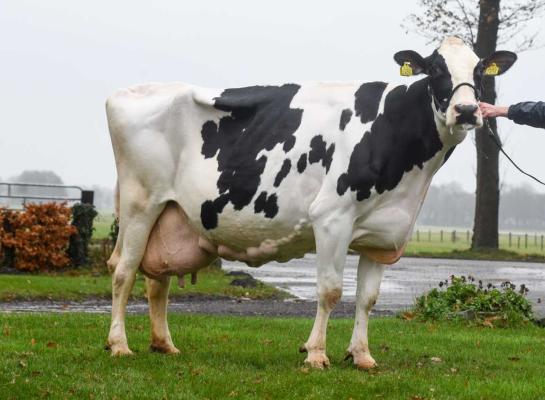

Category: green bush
[67, 203, 98, 266]
[109, 217, 119, 244]
[412, 275, 533, 326]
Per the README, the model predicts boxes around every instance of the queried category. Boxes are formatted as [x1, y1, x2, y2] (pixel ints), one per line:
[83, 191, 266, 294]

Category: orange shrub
[0, 203, 77, 271]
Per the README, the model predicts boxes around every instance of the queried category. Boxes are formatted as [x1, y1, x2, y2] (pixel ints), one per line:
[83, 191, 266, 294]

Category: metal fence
[0, 182, 94, 209]
[410, 229, 545, 252]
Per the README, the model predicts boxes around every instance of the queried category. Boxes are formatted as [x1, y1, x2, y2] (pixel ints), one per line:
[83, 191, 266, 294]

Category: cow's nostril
[455, 104, 478, 114]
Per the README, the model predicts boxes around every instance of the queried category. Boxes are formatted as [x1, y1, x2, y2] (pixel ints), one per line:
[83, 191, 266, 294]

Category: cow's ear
[394, 50, 428, 76]
[482, 51, 517, 76]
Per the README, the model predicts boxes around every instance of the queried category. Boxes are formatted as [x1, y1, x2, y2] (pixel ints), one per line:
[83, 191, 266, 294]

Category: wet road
[223, 255, 545, 317]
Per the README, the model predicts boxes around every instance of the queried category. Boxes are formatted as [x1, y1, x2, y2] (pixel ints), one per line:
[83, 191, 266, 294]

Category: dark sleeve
[507, 102, 545, 129]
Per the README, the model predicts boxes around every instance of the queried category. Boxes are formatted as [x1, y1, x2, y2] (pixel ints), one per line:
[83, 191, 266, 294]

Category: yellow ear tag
[400, 62, 413, 77]
[484, 62, 500, 76]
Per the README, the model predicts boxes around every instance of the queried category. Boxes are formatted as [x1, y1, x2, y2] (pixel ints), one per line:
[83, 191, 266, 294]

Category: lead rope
[483, 119, 545, 186]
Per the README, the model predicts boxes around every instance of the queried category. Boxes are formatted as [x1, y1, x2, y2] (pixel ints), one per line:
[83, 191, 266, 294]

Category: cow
[105, 37, 517, 369]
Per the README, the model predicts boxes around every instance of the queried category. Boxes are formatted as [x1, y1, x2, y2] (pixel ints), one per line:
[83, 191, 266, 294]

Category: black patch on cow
[337, 78, 443, 200]
[354, 82, 388, 124]
[199, 84, 303, 229]
[200, 194, 230, 230]
[283, 136, 296, 152]
[339, 109, 353, 131]
[308, 135, 335, 172]
[443, 145, 456, 164]
[427, 51, 453, 113]
[254, 191, 279, 218]
[297, 153, 307, 173]
[274, 159, 292, 187]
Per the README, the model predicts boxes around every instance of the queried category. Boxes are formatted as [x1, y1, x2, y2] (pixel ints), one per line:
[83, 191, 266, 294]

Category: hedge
[67, 203, 98, 266]
[0, 202, 97, 271]
[0, 203, 76, 271]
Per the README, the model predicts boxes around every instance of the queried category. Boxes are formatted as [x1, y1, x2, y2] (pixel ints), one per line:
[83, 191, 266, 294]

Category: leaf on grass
[299, 367, 310, 374]
[228, 391, 239, 397]
[430, 357, 442, 363]
[508, 356, 520, 362]
[30, 338, 36, 346]
[482, 315, 501, 328]
[401, 311, 415, 321]
[46, 341, 58, 349]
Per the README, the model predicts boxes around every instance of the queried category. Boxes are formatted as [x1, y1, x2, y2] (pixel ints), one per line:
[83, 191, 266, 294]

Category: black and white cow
[106, 37, 517, 369]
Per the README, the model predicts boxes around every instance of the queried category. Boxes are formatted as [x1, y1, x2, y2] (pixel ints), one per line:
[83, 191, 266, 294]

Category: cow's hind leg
[346, 254, 384, 369]
[301, 214, 352, 369]
[107, 202, 165, 356]
[146, 276, 179, 354]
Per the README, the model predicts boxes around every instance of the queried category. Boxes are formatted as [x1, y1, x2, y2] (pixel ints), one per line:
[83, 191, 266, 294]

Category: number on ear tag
[484, 62, 500, 76]
[400, 62, 413, 77]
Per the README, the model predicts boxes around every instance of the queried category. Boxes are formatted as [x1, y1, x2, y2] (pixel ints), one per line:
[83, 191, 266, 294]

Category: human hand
[479, 102, 509, 118]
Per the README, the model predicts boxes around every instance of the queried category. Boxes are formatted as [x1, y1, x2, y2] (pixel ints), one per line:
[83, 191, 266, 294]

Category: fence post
[525, 234, 528, 249]
[517, 236, 521, 249]
[508, 232, 512, 247]
[541, 235, 544, 251]
[451, 230, 456, 243]
[440, 230, 443, 242]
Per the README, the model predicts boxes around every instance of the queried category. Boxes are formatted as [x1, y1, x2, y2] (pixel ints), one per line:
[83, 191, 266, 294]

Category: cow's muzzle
[454, 103, 479, 125]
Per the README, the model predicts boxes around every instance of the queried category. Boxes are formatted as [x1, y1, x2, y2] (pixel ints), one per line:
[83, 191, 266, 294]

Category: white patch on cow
[437, 37, 483, 130]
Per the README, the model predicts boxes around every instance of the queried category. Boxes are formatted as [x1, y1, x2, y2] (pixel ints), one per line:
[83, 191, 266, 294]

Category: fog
[1, 0, 544, 194]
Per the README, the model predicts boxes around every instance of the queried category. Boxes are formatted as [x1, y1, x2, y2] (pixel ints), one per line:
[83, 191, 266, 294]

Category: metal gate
[0, 182, 94, 209]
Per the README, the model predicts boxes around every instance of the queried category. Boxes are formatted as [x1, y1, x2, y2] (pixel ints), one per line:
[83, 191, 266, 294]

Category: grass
[1, 314, 544, 399]
[92, 213, 115, 241]
[0, 267, 287, 302]
[91, 213, 545, 261]
[406, 230, 545, 259]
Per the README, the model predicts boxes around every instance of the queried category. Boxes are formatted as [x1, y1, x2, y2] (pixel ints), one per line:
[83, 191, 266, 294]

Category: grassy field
[0, 267, 287, 302]
[406, 229, 545, 256]
[91, 213, 545, 261]
[1, 314, 544, 399]
[92, 212, 115, 241]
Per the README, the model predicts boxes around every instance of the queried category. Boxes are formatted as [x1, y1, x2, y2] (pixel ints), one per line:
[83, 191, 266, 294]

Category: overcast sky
[1, 0, 544, 193]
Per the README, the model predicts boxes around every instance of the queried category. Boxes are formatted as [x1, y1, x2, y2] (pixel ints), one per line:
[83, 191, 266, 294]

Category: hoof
[345, 350, 376, 370]
[149, 344, 180, 354]
[109, 343, 134, 357]
[304, 350, 330, 369]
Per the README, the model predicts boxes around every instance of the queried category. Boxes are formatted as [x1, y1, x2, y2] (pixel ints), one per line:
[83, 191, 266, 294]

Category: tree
[404, 0, 545, 250]
[7, 170, 66, 207]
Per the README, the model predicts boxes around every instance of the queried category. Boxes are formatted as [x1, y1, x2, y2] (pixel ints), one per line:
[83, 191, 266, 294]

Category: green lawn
[0, 268, 287, 302]
[406, 229, 545, 257]
[92, 213, 115, 241]
[91, 213, 545, 261]
[1, 314, 544, 399]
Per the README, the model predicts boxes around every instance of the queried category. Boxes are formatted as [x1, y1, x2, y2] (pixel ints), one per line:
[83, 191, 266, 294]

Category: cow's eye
[430, 65, 443, 76]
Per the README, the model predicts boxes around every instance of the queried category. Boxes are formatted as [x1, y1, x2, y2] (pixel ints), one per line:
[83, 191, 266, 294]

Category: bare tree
[404, 0, 545, 250]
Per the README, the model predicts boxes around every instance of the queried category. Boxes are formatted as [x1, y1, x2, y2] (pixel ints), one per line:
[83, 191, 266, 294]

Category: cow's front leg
[346, 254, 384, 369]
[146, 276, 180, 354]
[301, 215, 352, 369]
[108, 203, 164, 356]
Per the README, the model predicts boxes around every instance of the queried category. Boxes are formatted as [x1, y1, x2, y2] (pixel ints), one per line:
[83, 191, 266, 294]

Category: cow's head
[394, 37, 517, 132]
